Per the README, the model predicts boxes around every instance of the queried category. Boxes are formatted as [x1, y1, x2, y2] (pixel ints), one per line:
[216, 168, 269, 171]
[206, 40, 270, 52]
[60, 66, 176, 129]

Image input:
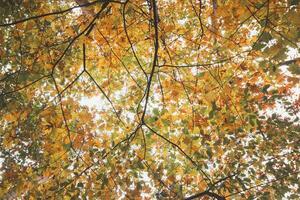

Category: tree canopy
[0, 0, 299, 199]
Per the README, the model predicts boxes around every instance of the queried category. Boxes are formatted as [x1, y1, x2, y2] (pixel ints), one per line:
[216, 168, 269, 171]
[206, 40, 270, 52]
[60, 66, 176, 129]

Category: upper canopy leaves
[0, 0, 299, 199]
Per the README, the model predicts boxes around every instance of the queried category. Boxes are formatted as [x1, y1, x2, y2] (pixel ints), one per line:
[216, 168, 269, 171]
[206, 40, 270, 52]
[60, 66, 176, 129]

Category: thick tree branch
[185, 191, 225, 200]
[140, 0, 159, 122]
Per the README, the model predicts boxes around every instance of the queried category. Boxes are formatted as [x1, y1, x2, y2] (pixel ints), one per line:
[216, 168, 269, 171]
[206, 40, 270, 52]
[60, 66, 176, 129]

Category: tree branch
[185, 191, 225, 200]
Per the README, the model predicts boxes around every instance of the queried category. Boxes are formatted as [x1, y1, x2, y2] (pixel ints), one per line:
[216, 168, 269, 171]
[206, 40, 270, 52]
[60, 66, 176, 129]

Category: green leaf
[101, 176, 108, 189]
[289, 0, 300, 5]
[77, 182, 84, 187]
[209, 101, 218, 119]
[63, 143, 72, 151]
[288, 63, 300, 75]
[262, 84, 270, 93]
[196, 72, 205, 78]
[153, 108, 160, 115]
[260, 32, 272, 43]
[253, 42, 265, 50]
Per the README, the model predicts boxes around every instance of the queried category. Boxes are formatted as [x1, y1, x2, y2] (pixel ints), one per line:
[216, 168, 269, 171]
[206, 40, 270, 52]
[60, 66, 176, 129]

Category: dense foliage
[0, 0, 299, 199]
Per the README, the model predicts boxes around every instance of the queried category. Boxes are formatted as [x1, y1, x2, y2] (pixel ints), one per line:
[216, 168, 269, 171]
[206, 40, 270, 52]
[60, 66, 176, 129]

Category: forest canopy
[0, 0, 299, 199]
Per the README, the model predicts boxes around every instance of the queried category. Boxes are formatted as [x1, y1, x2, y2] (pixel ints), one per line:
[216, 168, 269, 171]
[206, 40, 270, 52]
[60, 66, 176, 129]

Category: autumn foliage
[0, 0, 299, 199]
